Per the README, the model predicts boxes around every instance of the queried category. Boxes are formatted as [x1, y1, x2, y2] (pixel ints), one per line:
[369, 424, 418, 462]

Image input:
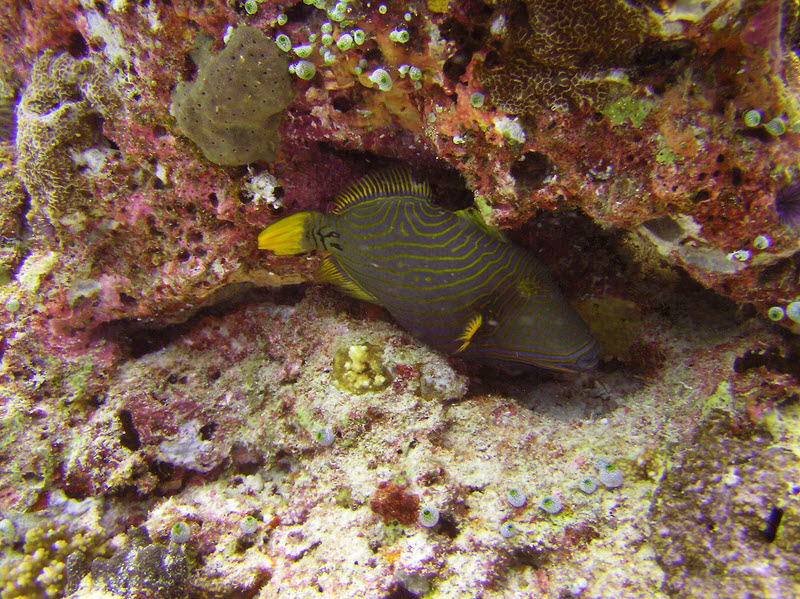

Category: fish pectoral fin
[455, 313, 483, 353]
[318, 256, 378, 303]
[258, 212, 313, 255]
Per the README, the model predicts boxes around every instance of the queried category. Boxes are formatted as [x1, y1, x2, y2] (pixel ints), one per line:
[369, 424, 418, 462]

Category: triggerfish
[257, 170, 598, 373]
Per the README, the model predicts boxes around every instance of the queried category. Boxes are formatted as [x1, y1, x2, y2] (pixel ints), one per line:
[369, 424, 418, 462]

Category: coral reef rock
[1, 1, 800, 598]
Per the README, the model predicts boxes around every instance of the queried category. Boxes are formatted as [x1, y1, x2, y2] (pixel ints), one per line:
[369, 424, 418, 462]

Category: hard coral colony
[1, 0, 800, 598]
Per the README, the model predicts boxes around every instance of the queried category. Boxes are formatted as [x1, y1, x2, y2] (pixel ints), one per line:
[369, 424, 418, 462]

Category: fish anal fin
[318, 256, 378, 303]
[455, 313, 483, 353]
[331, 169, 432, 214]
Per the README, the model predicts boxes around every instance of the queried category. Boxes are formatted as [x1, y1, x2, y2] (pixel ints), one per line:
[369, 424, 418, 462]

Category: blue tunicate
[368, 68, 393, 91]
[753, 235, 771, 250]
[292, 60, 316, 81]
[337, 33, 354, 51]
[316, 426, 335, 446]
[728, 249, 751, 262]
[240, 515, 260, 535]
[293, 44, 314, 58]
[507, 488, 526, 508]
[598, 462, 624, 489]
[170, 521, 191, 544]
[275, 34, 292, 53]
[787, 301, 800, 324]
[389, 29, 410, 43]
[578, 477, 598, 494]
[499, 522, 516, 539]
[328, 1, 348, 21]
[418, 506, 440, 528]
[768, 306, 785, 322]
[539, 496, 562, 514]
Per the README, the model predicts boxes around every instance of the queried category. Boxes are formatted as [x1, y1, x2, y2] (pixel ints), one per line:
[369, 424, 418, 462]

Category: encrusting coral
[332, 342, 392, 395]
[478, 0, 650, 112]
[16, 50, 115, 243]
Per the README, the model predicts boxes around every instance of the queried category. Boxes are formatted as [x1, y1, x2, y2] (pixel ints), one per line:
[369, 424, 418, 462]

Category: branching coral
[0, 522, 105, 599]
[478, 0, 649, 112]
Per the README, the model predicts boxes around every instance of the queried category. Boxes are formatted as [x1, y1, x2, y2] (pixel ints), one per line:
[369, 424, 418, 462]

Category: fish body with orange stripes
[258, 170, 598, 374]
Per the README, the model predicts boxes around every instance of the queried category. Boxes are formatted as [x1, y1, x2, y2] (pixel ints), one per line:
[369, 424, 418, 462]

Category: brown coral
[478, 0, 649, 112]
[170, 26, 294, 166]
[369, 482, 420, 526]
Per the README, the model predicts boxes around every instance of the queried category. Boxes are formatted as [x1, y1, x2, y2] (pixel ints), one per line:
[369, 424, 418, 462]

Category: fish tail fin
[258, 212, 315, 255]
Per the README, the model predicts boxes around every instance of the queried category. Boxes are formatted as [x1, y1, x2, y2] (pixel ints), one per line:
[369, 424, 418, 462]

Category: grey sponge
[171, 27, 294, 165]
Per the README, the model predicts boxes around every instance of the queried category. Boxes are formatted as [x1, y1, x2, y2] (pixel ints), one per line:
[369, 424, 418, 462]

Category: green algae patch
[655, 140, 681, 165]
[763, 401, 800, 459]
[474, 194, 493, 220]
[601, 96, 655, 128]
[699, 381, 737, 420]
[332, 342, 392, 394]
[575, 296, 643, 362]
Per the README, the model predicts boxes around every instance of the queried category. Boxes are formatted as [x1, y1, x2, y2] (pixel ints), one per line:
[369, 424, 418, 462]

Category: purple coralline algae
[0, 1, 800, 598]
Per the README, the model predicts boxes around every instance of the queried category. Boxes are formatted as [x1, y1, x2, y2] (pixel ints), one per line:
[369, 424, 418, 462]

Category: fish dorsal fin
[318, 256, 379, 303]
[331, 169, 432, 214]
[455, 313, 484, 353]
[455, 207, 507, 241]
